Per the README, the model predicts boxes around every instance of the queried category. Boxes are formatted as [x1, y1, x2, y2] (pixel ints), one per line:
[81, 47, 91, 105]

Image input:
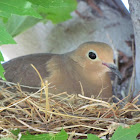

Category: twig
[87, 0, 103, 16]
[55, 124, 106, 131]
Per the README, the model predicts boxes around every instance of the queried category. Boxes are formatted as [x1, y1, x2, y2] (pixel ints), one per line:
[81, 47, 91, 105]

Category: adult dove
[3, 42, 122, 100]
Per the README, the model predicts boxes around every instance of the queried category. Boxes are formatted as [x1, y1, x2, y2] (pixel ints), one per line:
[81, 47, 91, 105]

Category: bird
[2, 41, 122, 100]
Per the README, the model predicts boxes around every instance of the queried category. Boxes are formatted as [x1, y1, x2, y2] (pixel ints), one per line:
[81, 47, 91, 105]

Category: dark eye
[88, 51, 97, 59]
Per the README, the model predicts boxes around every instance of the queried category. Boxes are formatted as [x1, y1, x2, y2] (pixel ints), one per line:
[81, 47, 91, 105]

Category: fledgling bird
[3, 42, 122, 100]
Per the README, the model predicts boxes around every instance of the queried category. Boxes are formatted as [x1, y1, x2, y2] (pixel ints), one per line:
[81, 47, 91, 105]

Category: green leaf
[11, 128, 21, 136]
[20, 129, 68, 140]
[0, 0, 42, 19]
[111, 123, 140, 140]
[87, 134, 102, 140]
[0, 11, 11, 18]
[0, 51, 4, 61]
[5, 15, 40, 37]
[0, 48, 5, 80]
[0, 63, 6, 80]
[28, 0, 77, 23]
[21, 133, 52, 140]
[78, 134, 102, 140]
[53, 129, 68, 140]
[0, 24, 16, 45]
[0, 0, 77, 39]
[0, 138, 15, 140]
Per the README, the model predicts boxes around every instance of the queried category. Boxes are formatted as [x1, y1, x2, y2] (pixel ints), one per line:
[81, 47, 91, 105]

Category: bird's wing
[3, 53, 54, 87]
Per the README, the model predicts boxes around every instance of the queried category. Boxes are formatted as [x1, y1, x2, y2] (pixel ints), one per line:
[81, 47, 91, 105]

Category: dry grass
[0, 79, 140, 139]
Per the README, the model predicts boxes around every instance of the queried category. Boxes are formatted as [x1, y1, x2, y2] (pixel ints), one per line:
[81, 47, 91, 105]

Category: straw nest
[0, 77, 140, 140]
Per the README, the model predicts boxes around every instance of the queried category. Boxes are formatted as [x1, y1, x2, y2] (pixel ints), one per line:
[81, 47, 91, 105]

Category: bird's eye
[88, 51, 97, 60]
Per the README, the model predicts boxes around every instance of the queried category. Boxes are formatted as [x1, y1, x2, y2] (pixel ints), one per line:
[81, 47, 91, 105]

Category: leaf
[0, 0, 42, 19]
[21, 133, 52, 140]
[0, 24, 16, 45]
[111, 123, 140, 140]
[11, 128, 21, 136]
[53, 129, 68, 140]
[5, 15, 40, 37]
[28, 0, 77, 23]
[0, 63, 6, 80]
[78, 134, 102, 140]
[20, 129, 68, 140]
[0, 138, 15, 140]
[87, 134, 103, 140]
[0, 11, 11, 18]
[0, 51, 4, 61]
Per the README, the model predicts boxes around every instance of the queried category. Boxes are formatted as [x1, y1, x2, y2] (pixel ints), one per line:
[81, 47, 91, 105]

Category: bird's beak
[102, 62, 122, 80]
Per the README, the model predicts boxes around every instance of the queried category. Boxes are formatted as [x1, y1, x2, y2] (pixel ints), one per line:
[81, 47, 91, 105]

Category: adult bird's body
[3, 42, 121, 100]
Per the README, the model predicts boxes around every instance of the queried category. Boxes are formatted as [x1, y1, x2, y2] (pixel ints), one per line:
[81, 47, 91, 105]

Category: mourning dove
[3, 42, 121, 100]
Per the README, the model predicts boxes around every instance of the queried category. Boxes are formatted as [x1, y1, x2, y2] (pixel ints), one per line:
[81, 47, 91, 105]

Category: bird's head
[69, 41, 122, 79]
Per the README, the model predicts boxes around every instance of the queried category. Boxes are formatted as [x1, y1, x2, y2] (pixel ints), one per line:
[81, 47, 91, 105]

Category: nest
[0, 53, 138, 139]
[0, 78, 140, 140]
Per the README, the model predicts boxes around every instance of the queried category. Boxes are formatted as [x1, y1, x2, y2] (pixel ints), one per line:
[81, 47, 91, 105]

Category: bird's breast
[46, 67, 112, 100]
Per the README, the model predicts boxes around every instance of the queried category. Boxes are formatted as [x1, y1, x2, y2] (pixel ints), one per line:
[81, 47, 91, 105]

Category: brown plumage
[3, 42, 122, 100]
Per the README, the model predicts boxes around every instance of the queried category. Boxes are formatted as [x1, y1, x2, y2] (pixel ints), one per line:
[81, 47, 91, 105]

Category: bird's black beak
[102, 62, 122, 80]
